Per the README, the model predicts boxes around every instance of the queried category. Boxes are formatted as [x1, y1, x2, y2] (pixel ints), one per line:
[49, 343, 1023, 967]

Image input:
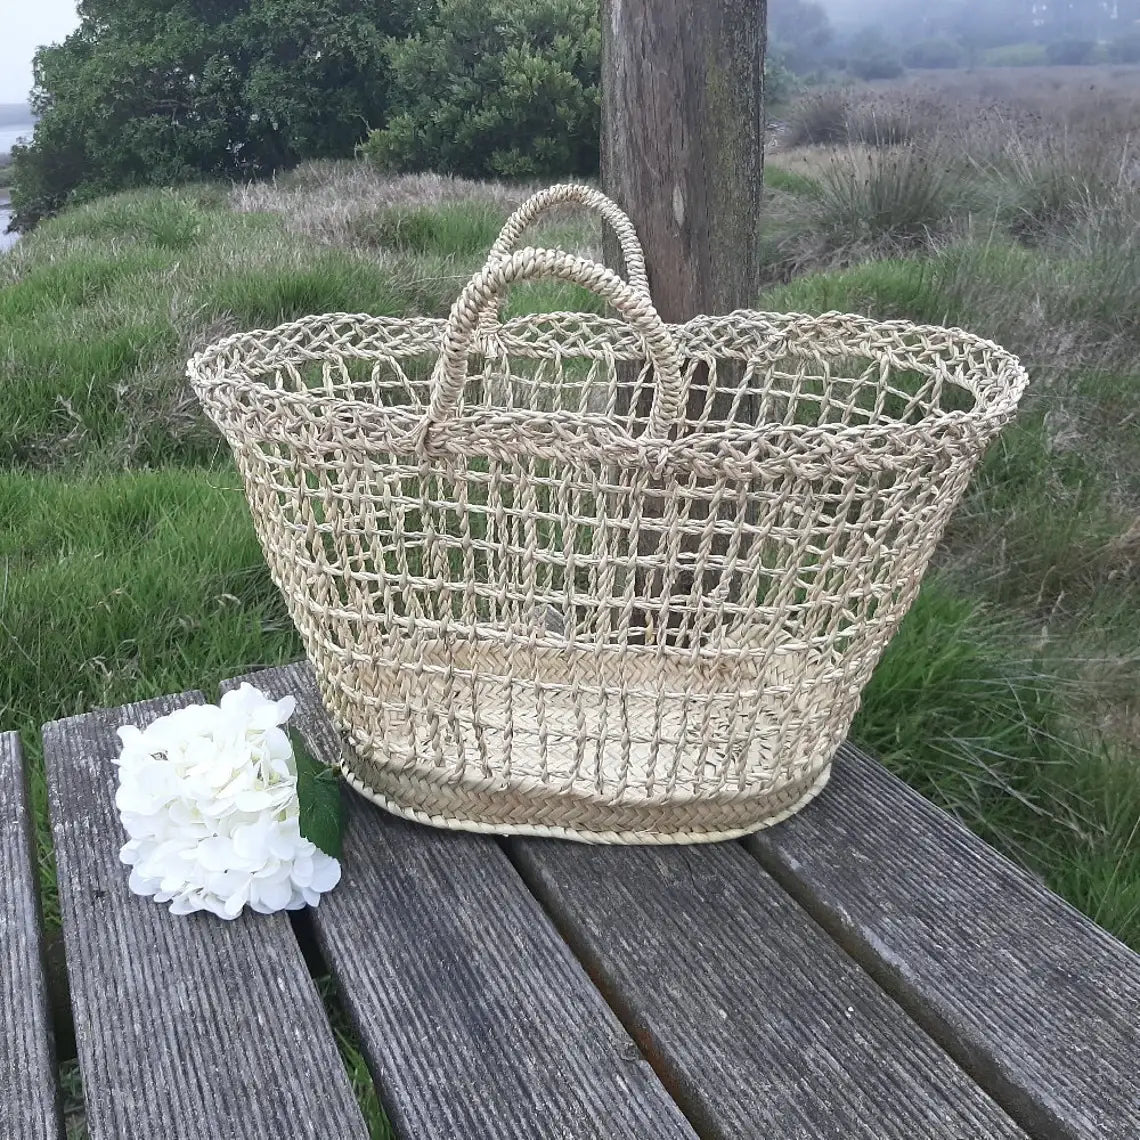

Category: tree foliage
[845, 29, 905, 81]
[10, 0, 423, 231]
[362, 0, 600, 181]
[769, 0, 834, 74]
[904, 38, 965, 69]
[763, 52, 801, 108]
[1109, 31, 1140, 63]
[1045, 37, 1097, 64]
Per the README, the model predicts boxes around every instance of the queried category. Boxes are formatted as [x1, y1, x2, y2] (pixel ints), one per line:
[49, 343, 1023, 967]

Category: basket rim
[188, 306, 1028, 473]
[189, 306, 1028, 368]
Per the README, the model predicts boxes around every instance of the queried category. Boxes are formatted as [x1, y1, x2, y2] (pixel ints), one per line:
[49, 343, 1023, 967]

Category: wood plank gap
[1, 731, 64, 1139]
[747, 834, 1047, 1131]
[746, 741, 1140, 1140]
[499, 835, 721, 1140]
[508, 835, 1025, 1139]
[301, 929, 394, 1140]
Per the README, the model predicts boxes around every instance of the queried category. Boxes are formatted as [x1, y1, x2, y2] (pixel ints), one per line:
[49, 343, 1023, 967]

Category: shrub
[810, 144, 962, 256]
[765, 52, 801, 109]
[983, 137, 1127, 246]
[904, 38, 965, 70]
[362, 0, 600, 181]
[1046, 39, 1097, 66]
[981, 42, 1048, 67]
[848, 52, 905, 81]
[784, 89, 851, 146]
[784, 89, 922, 149]
[1109, 32, 1140, 63]
[845, 97, 919, 146]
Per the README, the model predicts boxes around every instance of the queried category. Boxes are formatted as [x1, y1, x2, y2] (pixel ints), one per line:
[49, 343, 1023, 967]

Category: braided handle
[424, 248, 683, 440]
[487, 184, 650, 296]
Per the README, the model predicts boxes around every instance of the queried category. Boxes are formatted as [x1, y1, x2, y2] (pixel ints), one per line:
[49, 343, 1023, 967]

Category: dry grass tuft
[780, 68, 1140, 162]
[232, 163, 535, 248]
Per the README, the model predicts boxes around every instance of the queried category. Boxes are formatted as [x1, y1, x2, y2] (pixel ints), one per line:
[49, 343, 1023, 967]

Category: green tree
[904, 37, 965, 69]
[1109, 31, 1140, 62]
[362, 0, 600, 180]
[845, 27, 905, 80]
[769, 0, 834, 74]
[1045, 37, 1097, 63]
[10, 0, 423, 231]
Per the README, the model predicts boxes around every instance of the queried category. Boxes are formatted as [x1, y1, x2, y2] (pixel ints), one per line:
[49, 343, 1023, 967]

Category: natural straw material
[189, 184, 1028, 844]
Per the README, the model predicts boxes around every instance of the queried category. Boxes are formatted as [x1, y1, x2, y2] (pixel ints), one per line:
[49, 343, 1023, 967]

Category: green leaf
[290, 728, 344, 860]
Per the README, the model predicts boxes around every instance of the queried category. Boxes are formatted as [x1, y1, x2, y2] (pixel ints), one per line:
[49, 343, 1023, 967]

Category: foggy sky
[1, 0, 79, 105]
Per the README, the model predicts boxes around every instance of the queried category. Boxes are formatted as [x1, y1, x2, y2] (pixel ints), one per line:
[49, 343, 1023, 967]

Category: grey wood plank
[43, 694, 368, 1140]
[511, 837, 1030, 1140]
[226, 663, 697, 1140]
[1, 732, 62, 1139]
[748, 742, 1140, 1140]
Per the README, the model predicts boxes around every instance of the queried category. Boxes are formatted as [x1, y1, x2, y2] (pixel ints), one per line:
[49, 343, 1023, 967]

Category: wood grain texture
[601, 0, 765, 589]
[748, 742, 1140, 1140]
[511, 836, 1028, 1140]
[601, 0, 765, 320]
[1, 732, 62, 1139]
[43, 695, 368, 1140]
[226, 663, 697, 1140]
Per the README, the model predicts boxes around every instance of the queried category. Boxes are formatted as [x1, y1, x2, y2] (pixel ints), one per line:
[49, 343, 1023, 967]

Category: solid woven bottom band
[336, 742, 833, 845]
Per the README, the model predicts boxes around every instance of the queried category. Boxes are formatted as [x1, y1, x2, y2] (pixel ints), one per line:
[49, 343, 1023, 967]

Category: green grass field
[3, 75, 1139, 1137]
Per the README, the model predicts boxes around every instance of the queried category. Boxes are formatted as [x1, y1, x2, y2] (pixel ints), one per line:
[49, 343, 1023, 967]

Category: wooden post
[602, 1, 766, 631]
[601, 0, 765, 324]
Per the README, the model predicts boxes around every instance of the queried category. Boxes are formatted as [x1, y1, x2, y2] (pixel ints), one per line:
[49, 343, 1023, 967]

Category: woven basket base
[336, 741, 833, 845]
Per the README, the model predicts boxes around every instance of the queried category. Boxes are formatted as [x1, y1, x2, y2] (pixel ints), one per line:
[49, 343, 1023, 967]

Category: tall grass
[0, 188, 499, 470]
[0, 469, 303, 926]
[764, 75, 1139, 948]
[809, 144, 964, 255]
[857, 581, 1140, 941]
[348, 202, 508, 256]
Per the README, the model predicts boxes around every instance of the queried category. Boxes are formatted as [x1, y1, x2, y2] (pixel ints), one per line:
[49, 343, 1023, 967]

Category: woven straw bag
[189, 183, 1027, 844]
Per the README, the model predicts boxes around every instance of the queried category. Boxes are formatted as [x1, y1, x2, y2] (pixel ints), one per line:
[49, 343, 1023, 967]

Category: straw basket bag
[189, 184, 1027, 844]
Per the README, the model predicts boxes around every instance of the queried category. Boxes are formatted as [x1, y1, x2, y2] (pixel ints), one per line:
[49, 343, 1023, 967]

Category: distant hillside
[0, 104, 33, 127]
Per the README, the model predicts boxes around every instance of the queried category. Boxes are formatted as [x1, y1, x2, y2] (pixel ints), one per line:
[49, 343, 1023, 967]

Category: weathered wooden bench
[4, 661, 1138, 1139]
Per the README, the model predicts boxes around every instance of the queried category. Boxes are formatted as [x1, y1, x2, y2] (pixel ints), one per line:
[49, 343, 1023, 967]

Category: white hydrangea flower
[114, 684, 341, 920]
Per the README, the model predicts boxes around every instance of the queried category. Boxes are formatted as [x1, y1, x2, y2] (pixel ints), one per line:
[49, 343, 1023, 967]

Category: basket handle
[486, 184, 650, 296]
[424, 248, 684, 441]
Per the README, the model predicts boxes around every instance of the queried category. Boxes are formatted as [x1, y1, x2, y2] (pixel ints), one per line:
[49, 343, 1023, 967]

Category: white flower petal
[308, 854, 342, 894]
[200, 893, 236, 920]
[231, 788, 283, 813]
[128, 867, 159, 897]
[289, 854, 314, 889]
[252, 876, 294, 913]
[222, 890, 248, 920]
